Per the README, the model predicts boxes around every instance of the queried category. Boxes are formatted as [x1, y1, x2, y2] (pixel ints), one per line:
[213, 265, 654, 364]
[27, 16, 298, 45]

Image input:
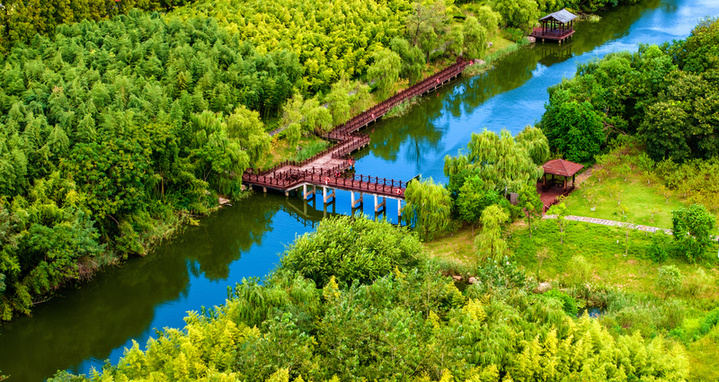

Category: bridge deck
[243, 58, 473, 198]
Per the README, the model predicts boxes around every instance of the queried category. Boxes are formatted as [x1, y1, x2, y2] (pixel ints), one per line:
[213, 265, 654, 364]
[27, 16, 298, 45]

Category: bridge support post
[303, 184, 315, 201]
[323, 186, 335, 204]
[262, 186, 267, 193]
[398, 199, 402, 219]
[374, 195, 386, 213]
[352, 192, 363, 208]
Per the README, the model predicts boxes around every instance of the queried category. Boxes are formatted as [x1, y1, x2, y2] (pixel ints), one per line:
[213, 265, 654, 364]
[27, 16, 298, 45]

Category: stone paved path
[543, 215, 674, 235]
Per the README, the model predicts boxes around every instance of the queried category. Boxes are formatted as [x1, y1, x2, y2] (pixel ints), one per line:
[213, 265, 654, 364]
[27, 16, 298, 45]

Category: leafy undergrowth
[257, 135, 330, 170]
[427, 217, 719, 380]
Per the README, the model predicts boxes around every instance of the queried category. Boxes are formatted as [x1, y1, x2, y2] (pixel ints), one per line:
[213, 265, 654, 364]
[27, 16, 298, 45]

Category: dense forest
[0, 0, 659, 326]
[49, 216, 689, 382]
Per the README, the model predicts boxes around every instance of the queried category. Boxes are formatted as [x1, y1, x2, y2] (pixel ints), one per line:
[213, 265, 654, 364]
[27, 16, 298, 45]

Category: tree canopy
[540, 18, 719, 163]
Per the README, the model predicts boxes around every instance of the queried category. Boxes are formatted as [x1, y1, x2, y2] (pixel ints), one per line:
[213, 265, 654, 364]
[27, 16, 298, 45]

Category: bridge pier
[323, 186, 335, 204]
[397, 199, 402, 219]
[374, 195, 386, 213]
[303, 184, 316, 201]
[351, 191, 363, 208]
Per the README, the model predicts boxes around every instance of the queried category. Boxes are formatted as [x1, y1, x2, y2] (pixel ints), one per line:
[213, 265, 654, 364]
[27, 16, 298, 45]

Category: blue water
[1, 0, 718, 380]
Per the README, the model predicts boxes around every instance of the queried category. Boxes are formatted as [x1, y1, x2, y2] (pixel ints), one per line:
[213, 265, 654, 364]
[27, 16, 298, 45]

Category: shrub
[659, 298, 686, 330]
[543, 289, 579, 316]
[648, 230, 672, 262]
[656, 265, 683, 298]
[672, 204, 716, 262]
[281, 216, 424, 287]
[683, 268, 712, 297]
[564, 255, 592, 287]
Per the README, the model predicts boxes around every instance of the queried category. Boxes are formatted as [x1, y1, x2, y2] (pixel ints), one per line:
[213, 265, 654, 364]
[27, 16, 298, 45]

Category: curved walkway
[243, 58, 473, 196]
[543, 214, 673, 235]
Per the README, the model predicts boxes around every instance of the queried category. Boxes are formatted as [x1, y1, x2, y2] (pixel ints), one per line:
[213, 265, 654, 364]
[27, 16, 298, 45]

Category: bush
[648, 231, 673, 262]
[656, 265, 683, 298]
[281, 216, 424, 287]
[672, 204, 716, 262]
[659, 298, 686, 330]
[563, 255, 592, 287]
[683, 268, 712, 297]
[543, 289, 579, 316]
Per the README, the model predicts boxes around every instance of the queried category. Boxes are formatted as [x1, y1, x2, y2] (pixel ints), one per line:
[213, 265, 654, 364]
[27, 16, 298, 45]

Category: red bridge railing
[243, 58, 471, 196]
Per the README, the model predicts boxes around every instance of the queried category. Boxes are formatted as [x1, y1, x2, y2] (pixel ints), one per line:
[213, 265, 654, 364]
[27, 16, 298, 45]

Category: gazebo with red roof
[541, 159, 584, 192]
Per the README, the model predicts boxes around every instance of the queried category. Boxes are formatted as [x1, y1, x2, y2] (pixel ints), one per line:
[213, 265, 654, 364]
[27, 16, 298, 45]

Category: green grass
[565, 177, 687, 229]
[509, 219, 718, 292]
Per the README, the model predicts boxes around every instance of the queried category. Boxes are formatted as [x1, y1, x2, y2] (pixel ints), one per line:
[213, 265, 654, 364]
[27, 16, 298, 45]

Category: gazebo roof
[542, 159, 584, 177]
[539, 9, 577, 24]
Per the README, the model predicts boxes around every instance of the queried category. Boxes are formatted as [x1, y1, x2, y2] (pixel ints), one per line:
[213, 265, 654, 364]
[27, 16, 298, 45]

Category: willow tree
[367, 49, 402, 99]
[475, 204, 509, 262]
[516, 125, 550, 166]
[401, 178, 453, 241]
[445, 129, 543, 194]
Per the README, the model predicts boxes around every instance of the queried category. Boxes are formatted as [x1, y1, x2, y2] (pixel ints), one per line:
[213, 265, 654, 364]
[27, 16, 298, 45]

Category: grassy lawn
[565, 176, 686, 229]
[425, 217, 719, 380]
[509, 219, 719, 295]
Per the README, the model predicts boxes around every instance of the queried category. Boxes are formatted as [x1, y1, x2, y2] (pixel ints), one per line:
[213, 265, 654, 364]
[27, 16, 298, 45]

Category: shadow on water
[2, 0, 717, 380]
[0, 195, 324, 381]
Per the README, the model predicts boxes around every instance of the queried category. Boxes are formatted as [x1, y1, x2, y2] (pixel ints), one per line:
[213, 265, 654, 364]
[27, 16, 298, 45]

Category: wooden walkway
[243, 58, 472, 198]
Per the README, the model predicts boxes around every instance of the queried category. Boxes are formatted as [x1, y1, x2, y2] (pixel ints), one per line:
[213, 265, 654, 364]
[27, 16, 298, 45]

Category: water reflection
[1, 0, 717, 380]
[0, 195, 324, 381]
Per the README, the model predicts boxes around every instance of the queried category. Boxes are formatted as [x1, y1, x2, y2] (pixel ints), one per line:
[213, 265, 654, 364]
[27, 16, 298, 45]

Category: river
[1, 0, 718, 380]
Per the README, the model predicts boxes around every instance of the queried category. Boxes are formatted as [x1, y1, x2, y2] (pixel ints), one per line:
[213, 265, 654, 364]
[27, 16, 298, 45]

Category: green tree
[541, 100, 605, 163]
[491, 0, 539, 31]
[517, 185, 543, 238]
[672, 204, 715, 262]
[402, 178, 453, 241]
[367, 49, 402, 99]
[281, 216, 424, 287]
[475, 204, 509, 262]
[445, 129, 543, 194]
[548, 202, 568, 244]
[462, 16, 488, 59]
[455, 176, 504, 232]
[516, 125, 550, 166]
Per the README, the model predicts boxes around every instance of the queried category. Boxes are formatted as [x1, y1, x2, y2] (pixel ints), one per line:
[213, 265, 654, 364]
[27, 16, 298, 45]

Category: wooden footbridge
[243, 58, 472, 214]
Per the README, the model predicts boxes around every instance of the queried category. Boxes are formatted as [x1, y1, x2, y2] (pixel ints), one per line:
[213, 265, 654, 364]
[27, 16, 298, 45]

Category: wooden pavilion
[541, 158, 583, 192]
[531, 9, 577, 44]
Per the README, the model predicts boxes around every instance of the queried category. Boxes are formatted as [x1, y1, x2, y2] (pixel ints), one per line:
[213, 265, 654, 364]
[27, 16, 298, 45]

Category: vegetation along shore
[2, 0, 716, 380]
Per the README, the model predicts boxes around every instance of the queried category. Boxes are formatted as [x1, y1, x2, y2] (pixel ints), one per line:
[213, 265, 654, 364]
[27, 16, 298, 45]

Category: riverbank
[3, 0, 711, 379]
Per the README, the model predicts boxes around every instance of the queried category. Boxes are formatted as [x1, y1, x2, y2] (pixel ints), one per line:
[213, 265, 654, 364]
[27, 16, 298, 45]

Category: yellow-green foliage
[172, 0, 413, 93]
[53, 218, 690, 382]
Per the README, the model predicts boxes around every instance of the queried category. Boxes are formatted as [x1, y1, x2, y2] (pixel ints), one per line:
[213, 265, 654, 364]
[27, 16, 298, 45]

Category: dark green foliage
[541, 99, 604, 162]
[0, 0, 199, 54]
[471, 258, 528, 292]
[542, 19, 719, 163]
[0, 12, 296, 319]
[648, 230, 672, 262]
[543, 289, 579, 316]
[672, 204, 716, 263]
[49, 216, 690, 381]
[281, 216, 425, 287]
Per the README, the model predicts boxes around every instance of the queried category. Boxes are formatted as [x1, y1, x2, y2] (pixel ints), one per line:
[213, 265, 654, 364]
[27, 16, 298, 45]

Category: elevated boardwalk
[243, 58, 472, 201]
